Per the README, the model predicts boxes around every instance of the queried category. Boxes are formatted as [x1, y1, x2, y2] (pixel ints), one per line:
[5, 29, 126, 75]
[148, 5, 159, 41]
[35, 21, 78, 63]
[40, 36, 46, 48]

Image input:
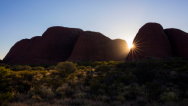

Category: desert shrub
[97, 95, 110, 102]
[0, 64, 11, 69]
[116, 62, 136, 70]
[110, 101, 122, 106]
[175, 66, 188, 72]
[97, 89, 105, 95]
[56, 83, 74, 97]
[95, 65, 110, 73]
[77, 72, 85, 81]
[22, 65, 32, 71]
[136, 96, 148, 105]
[116, 74, 134, 85]
[160, 92, 177, 102]
[10, 73, 22, 82]
[0, 67, 10, 80]
[73, 92, 87, 99]
[77, 66, 86, 70]
[122, 84, 141, 100]
[17, 71, 33, 80]
[56, 61, 77, 78]
[94, 61, 108, 66]
[0, 67, 11, 92]
[31, 95, 43, 102]
[135, 60, 162, 70]
[117, 95, 125, 102]
[32, 66, 45, 71]
[0, 63, 6, 67]
[77, 61, 93, 66]
[40, 87, 55, 99]
[11, 65, 23, 71]
[145, 81, 163, 100]
[13, 92, 29, 102]
[133, 67, 157, 84]
[51, 70, 59, 75]
[84, 75, 93, 86]
[28, 86, 55, 99]
[47, 65, 56, 70]
[86, 66, 92, 70]
[33, 73, 43, 81]
[90, 80, 102, 91]
[0, 92, 13, 105]
[17, 85, 25, 93]
[163, 64, 172, 69]
[108, 61, 119, 65]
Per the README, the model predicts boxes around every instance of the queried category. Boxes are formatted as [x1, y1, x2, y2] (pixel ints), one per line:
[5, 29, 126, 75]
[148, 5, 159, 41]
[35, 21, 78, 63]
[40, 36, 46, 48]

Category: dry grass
[8, 98, 108, 106]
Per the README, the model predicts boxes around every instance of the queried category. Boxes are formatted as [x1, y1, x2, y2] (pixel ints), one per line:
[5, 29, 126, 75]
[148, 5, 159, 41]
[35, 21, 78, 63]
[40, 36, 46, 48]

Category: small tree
[56, 61, 77, 78]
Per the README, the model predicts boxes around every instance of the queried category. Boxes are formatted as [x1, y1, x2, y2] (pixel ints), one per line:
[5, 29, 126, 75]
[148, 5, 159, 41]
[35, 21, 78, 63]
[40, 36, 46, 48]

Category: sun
[126, 38, 134, 49]
[129, 43, 134, 49]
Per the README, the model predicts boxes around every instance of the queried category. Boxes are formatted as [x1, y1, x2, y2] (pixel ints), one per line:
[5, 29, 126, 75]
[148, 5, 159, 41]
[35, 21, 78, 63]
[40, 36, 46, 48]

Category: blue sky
[0, 0, 188, 59]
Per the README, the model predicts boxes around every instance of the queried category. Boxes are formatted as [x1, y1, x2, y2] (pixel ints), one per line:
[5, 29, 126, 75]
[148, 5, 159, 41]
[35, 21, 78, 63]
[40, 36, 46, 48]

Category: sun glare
[129, 43, 134, 49]
[127, 39, 134, 49]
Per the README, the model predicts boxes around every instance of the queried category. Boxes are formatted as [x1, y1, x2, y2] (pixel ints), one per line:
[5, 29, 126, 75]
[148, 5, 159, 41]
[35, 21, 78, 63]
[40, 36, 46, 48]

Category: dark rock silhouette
[103, 39, 129, 61]
[67, 31, 129, 61]
[0, 59, 2, 63]
[165, 28, 188, 59]
[3, 26, 83, 64]
[3, 27, 129, 64]
[67, 31, 111, 61]
[6, 23, 187, 64]
[127, 23, 173, 61]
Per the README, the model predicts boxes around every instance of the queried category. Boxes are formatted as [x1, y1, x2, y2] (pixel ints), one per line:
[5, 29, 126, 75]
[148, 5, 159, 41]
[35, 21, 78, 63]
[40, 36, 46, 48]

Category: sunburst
[128, 37, 149, 61]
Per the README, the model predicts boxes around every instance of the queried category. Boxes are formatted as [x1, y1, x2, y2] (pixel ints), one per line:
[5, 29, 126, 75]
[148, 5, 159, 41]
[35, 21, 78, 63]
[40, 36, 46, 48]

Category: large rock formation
[102, 39, 129, 61]
[67, 31, 129, 61]
[3, 27, 130, 64]
[127, 23, 173, 61]
[164, 29, 188, 59]
[3, 26, 83, 64]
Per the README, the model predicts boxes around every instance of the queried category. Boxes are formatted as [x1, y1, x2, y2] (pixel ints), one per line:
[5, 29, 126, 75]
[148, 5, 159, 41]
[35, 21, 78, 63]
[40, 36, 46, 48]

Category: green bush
[56, 61, 77, 77]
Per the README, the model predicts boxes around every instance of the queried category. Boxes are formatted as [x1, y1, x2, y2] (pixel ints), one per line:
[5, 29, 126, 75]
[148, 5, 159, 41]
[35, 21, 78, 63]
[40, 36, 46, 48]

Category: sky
[0, 0, 188, 59]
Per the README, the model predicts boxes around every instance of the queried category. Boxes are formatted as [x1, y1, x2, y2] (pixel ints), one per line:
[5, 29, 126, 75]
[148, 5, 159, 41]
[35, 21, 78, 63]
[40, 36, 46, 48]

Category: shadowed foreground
[1, 59, 188, 106]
